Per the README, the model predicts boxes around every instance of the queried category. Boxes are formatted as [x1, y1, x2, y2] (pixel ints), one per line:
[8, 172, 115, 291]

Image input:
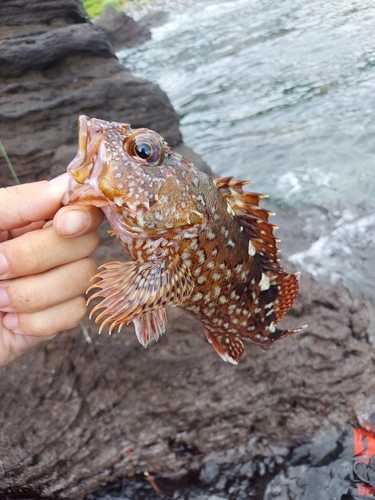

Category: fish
[63, 115, 305, 364]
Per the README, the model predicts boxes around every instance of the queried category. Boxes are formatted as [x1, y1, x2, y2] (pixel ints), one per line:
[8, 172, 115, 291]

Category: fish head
[63, 115, 206, 235]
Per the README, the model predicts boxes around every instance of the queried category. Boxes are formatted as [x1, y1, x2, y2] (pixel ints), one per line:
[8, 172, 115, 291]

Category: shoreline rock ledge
[0, 0, 198, 187]
[1, 1, 375, 499]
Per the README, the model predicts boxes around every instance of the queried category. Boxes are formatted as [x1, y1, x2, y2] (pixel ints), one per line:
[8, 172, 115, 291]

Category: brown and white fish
[63, 115, 304, 364]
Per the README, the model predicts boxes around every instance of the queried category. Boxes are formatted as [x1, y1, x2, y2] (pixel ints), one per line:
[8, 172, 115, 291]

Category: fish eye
[135, 143, 153, 160]
[125, 131, 164, 166]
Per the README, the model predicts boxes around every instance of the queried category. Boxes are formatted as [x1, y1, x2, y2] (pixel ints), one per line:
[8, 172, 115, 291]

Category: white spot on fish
[190, 239, 198, 250]
[221, 227, 229, 238]
[227, 203, 236, 216]
[204, 307, 215, 317]
[248, 241, 256, 256]
[197, 250, 206, 264]
[267, 322, 276, 333]
[187, 305, 200, 314]
[259, 273, 271, 291]
[193, 292, 203, 302]
[114, 196, 124, 206]
[193, 267, 202, 277]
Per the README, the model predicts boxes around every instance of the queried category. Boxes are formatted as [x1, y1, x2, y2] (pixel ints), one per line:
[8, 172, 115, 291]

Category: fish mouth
[62, 115, 108, 207]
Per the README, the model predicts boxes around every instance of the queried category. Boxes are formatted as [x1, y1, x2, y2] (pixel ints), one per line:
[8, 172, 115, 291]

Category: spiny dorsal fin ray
[204, 327, 244, 364]
[87, 253, 194, 334]
[214, 176, 281, 270]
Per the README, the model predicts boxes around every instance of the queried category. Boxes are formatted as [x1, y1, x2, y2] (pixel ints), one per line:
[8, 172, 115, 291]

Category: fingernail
[3, 313, 19, 332]
[0, 253, 8, 277]
[0, 288, 10, 309]
[49, 173, 68, 186]
[57, 210, 90, 236]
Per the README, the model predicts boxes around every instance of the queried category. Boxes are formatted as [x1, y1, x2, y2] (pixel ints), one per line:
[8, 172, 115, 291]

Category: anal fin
[204, 327, 244, 364]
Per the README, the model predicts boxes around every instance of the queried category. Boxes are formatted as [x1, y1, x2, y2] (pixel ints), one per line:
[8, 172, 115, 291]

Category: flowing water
[118, 0, 375, 299]
[119, 0, 375, 209]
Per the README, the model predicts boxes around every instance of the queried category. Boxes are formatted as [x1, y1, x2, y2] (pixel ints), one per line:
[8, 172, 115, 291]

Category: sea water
[119, 0, 375, 209]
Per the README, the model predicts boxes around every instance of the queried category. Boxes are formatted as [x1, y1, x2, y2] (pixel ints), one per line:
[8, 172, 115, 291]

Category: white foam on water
[288, 211, 375, 298]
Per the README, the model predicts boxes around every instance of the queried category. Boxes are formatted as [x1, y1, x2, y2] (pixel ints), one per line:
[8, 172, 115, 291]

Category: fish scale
[63, 115, 305, 364]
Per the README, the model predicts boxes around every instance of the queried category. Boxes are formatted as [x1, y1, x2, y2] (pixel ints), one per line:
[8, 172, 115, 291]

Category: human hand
[0, 174, 104, 367]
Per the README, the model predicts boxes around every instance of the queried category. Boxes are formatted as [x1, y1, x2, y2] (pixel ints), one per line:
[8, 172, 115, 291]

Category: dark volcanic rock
[95, 7, 151, 50]
[1, 229, 375, 497]
[0, 0, 181, 187]
[1, 1, 375, 499]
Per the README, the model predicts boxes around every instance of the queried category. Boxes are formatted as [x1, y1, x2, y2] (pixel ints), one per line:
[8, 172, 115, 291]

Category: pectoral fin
[87, 253, 194, 335]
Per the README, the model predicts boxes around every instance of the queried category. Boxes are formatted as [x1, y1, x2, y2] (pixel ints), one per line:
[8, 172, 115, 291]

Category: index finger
[0, 177, 68, 232]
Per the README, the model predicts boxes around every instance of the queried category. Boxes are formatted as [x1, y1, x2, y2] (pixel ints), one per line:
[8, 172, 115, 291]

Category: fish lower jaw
[62, 177, 108, 207]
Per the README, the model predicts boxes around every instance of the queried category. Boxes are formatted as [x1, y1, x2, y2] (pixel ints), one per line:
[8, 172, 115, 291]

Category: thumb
[53, 205, 104, 238]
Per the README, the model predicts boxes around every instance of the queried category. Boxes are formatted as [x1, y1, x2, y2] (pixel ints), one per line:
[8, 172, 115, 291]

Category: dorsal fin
[214, 176, 281, 271]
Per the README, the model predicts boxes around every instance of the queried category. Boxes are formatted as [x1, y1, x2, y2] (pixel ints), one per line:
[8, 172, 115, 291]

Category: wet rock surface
[1, 1, 375, 499]
[0, 0, 182, 187]
[94, 8, 151, 51]
[1, 222, 375, 497]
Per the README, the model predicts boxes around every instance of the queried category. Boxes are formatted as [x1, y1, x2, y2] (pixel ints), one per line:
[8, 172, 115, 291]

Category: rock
[95, 7, 151, 51]
[1, 1, 375, 498]
[138, 9, 171, 29]
[1, 254, 375, 498]
[0, 0, 181, 188]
